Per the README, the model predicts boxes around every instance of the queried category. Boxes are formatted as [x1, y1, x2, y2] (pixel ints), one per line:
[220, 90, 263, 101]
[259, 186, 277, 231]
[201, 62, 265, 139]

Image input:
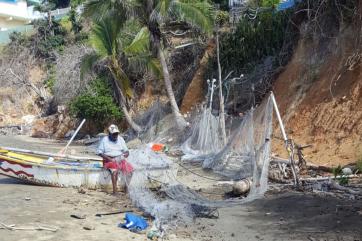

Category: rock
[21, 115, 36, 124]
[83, 225, 95, 230]
[70, 214, 86, 219]
[232, 179, 251, 195]
[65, 130, 75, 139]
[342, 167, 352, 175]
[78, 187, 86, 194]
[31, 115, 59, 138]
[31, 130, 50, 138]
[57, 105, 66, 113]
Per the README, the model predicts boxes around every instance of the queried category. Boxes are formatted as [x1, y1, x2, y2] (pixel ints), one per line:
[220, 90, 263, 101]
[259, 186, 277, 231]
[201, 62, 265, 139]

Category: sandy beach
[0, 136, 361, 241]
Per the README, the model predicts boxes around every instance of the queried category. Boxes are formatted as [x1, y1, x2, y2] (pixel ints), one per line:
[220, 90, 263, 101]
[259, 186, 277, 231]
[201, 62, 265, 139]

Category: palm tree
[81, 16, 145, 132]
[84, 0, 214, 128]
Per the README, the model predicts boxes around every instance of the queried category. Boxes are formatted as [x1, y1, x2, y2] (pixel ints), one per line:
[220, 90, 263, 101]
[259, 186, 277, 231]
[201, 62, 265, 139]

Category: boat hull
[0, 154, 176, 189]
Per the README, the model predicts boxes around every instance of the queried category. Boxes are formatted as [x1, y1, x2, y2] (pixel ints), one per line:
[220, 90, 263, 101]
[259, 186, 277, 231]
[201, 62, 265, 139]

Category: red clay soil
[272, 27, 362, 167]
[181, 39, 216, 113]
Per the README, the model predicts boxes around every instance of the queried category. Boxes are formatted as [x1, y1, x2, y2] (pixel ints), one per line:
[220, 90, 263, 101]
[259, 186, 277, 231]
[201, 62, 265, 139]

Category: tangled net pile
[123, 94, 274, 232]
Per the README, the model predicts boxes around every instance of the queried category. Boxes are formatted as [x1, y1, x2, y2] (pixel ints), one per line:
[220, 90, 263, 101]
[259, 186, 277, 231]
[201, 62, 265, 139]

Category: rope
[175, 162, 226, 181]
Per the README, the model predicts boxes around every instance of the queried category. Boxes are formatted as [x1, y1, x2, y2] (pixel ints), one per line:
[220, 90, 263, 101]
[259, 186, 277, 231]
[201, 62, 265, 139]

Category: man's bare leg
[111, 171, 118, 194]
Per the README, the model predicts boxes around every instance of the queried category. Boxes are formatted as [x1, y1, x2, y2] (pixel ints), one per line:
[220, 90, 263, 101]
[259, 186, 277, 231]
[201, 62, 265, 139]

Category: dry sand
[0, 136, 362, 241]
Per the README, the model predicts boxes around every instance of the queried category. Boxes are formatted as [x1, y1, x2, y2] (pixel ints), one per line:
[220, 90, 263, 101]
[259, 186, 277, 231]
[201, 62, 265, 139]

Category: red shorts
[103, 159, 134, 175]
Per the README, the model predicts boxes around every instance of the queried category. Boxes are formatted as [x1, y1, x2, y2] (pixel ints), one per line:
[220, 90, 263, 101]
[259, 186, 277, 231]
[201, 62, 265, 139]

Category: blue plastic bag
[121, 213, 148, 233]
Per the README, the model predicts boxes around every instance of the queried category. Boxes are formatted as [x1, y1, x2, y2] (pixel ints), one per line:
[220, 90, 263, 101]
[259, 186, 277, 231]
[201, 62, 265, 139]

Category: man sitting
[97, 124, 133, 194]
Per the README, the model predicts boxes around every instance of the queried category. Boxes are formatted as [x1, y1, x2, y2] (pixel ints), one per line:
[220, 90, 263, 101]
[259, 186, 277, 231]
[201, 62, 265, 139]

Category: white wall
[0, 0, 31, 29]
[0, 0, 30, 20]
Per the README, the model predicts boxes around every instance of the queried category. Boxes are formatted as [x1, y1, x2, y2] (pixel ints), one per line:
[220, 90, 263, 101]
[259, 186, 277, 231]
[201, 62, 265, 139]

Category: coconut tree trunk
[108, 66, 142, 133]
[118, 91, 142, 133]
[156, 44, 187, 128]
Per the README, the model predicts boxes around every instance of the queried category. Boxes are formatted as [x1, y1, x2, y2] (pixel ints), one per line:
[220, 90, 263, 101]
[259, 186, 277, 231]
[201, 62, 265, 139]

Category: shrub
[32, 19, 67, 59]
[206, 9, 295, 79]
[44, 64, 56, 93]
[356, 158, 362, 174]
[216, 10, 230, 26]
[69, 78, 123, 127]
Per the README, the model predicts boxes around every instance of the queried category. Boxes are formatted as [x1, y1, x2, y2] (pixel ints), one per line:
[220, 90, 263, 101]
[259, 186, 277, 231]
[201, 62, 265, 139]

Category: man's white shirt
[97, 136, 128, 157]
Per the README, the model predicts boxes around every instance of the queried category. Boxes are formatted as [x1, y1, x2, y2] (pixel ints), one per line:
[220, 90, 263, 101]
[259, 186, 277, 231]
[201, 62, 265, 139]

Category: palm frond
[83, 0, 130, 23]
[83, 0, 112, 20]
[151, 0, 172, 22]
[172, 0, 214, 35]
[124, 27, 150, 55]
[118, 19, 143, 48]
[80, 52, 100, 80]
[90, 16, 122, 57]
[127, 54, 162, 78]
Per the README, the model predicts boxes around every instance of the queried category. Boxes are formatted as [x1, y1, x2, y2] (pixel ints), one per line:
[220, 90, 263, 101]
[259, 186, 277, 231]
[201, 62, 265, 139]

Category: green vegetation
[70, 77, 123, 127]
[356, 158, 362, 174]
[32, 19, 67, 59]
[44, 64, 56, 93]
[332, 165, 349, 185]
[83, 0, 214, 129]
[208, 9, 293, 78]
[261, 0, 280, 7]
[216, 10, 230, 26]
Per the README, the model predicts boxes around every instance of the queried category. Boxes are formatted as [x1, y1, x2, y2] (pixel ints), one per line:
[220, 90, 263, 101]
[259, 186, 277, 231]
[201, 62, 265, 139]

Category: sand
[1, 136, 362, 241]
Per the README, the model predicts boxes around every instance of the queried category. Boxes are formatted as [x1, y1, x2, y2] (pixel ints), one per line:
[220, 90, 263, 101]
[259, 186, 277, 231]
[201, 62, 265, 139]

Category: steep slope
[272, 25, 361, 166]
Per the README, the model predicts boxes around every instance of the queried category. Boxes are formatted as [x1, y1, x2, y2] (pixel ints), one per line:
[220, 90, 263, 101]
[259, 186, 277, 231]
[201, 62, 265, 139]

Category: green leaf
[172, 0, 214, 35]
[124, 27, 150, 55]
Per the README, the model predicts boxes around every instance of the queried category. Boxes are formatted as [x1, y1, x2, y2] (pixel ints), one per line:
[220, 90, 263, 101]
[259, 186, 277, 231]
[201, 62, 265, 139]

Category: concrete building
[0, 0, 34, 31]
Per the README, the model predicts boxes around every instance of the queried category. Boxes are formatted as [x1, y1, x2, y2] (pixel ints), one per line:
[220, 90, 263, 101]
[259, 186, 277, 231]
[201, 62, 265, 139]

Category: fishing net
[124, 94, 274, 232]
[125, 147, 195, 231]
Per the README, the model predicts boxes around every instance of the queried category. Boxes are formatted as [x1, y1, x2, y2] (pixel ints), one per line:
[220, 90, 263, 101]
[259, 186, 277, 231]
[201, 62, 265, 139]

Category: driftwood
[329, 181, 361, 195]
[0, 222, 58, 232]
[95, 209, 133, 217]
[300, 174, 360, 182]
[306, 163, 333, 172]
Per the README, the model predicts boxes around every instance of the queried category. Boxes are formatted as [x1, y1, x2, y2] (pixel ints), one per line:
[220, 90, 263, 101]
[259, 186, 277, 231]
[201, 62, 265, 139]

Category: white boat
[0, 146, 176, 189]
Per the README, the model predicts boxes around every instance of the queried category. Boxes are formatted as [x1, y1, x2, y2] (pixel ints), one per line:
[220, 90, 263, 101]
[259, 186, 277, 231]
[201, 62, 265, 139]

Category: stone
[342, 167, 352, 175]
[21, 115, 36, 124]
[83, 225, 95, 230]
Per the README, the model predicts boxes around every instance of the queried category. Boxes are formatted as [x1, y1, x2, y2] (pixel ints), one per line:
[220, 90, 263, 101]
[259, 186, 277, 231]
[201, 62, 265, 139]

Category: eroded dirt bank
[272, 25, 362, 167]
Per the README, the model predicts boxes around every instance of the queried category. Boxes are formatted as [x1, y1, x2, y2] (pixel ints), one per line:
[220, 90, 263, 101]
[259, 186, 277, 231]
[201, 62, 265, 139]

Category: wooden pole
[216, 31, 227, 145]
[60, 119, 86, 155]
[270, 92, 299, 186]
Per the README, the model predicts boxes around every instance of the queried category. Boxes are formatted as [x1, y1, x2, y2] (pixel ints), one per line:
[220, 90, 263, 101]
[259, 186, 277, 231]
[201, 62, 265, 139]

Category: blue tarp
[121, 213, 148, 233]
[277, 0, 295, 11]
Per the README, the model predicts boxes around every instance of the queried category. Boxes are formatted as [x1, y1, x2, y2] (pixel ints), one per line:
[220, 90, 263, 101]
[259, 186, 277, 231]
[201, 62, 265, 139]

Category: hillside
[273, 21, 362, 166]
